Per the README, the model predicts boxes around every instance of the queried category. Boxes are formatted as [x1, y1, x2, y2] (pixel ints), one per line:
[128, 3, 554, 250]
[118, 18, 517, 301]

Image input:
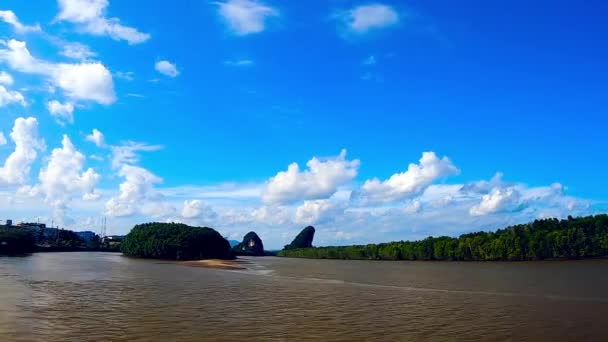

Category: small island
[120, 222, 234, 260]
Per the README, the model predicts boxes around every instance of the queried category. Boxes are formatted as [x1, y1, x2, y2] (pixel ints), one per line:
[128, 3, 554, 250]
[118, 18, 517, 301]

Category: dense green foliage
[278, 215, 608, 261]
[0, 228, 35, 255]
[121, 223, 233, 260]
[284, 226, 315, 250]
[233, 231, 265, 256]
[53, 229, 85, 248]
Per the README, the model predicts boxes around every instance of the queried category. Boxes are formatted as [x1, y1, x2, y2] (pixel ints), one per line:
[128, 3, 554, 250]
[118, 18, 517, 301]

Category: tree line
[0, 228, 35, 255]
[277, 215, 608, 261]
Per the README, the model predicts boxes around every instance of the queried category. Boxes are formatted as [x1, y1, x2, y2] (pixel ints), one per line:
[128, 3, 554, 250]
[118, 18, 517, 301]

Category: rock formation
[284, 226, 315, 250]
[233, 231, 265, 256]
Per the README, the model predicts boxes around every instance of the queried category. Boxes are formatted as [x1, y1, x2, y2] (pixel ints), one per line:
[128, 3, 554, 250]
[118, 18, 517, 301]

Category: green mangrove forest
[277, 215, 608, 261]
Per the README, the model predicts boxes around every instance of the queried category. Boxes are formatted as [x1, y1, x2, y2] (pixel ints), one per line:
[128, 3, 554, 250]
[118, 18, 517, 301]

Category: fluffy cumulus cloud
[85, 128, 105, 147]
[104, 140, 173, 218]
[54, 63, 115, 104]
[36, 135, 100, 222]
[216, 0, 278, 35]
[181, 200, 217, 220]
[263, 149, 360, 205]
[295, 199, 346, 225]
[0, 84, 25, 107]
[154, 60, 179, 78]
[0, 39, 115, 105]
[336, 3, 399, 34]
[55, 0, 150, 44]
[356, 152, 459, 204]
[0, 117, 45, 186]
[105, 164, 165, 217]
[47, 100, 75, 124]
[469, 187, 522, 216]
[0, 10, 41, 33]
[0, 71, 14, 85]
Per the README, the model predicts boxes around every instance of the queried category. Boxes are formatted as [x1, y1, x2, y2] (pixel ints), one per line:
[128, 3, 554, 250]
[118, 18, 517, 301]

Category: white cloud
[54, 62, 115, 104]
[181, 200, 217, 220]
[0, 71, 14, 85]
[295, 199, 346, 225]
[263, 149, 360, 205]
[251, 205, 291, 225]
[469, 187, 523, 216]
[60, 42, 96, 60]
[154, 60, 179, 78]
[56, 0, 150, 44]
[216, 0, 278, 35]
[337, 4, 399, 34]
[404, 199, 422, 214]
[0, 132, 6, 145]
[0, 10, 41, 33]
[0, 117, 45, 186]
[110, 141, 163, 169]
[105, 164, 165, 217]
[37, 135, 100, 222]
[105, 139, 173, 218]
[356, 152, 459, 204]
[47, 100, 75, 124]
[0, 39, 51, 74]
[0, 85, 25, 107]
[140, 201, 176, 219]
[85, 128, 104, 147]
[224, 59, 254, 67]
[0, 39, 115, 104]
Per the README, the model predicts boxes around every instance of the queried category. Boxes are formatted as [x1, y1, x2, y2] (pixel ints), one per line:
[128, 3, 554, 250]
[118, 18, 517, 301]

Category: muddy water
[1, 252, 608, 341]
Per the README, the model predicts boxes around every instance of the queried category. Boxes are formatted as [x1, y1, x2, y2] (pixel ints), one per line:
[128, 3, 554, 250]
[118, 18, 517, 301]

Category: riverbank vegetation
[277, 215, 608, 261]
[0, 228, 35, 255]
[121, 223, 234, 260]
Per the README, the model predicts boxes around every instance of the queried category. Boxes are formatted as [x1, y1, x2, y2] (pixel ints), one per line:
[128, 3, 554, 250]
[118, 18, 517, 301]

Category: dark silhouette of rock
[233, 231, 264, 256]
[284, 226, 315, 250]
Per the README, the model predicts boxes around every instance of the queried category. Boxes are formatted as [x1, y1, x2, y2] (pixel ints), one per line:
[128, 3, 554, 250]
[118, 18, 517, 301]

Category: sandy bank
[178, 259, 247, 270]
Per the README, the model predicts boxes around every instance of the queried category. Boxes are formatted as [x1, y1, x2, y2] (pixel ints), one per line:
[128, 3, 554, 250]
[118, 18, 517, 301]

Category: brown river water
[2, 252, 608, 341]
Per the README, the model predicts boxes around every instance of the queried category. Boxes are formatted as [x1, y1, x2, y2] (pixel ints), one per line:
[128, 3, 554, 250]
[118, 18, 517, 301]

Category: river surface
[1, 252, 608, 341]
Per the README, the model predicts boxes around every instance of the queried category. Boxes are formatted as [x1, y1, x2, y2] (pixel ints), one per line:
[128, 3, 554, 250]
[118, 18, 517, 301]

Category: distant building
[17, 222, 46, 229]
[6, 219, 12, 227]
[75, 231, 97, 242]
[103, 235, 125, 243]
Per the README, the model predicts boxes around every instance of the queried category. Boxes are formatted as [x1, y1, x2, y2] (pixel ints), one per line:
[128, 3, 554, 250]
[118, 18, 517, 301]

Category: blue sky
[0, 0, 606, 248]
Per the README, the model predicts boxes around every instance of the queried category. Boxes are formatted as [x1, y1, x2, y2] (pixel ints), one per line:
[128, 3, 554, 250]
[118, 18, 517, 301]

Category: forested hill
[277, 215, 608, 261]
